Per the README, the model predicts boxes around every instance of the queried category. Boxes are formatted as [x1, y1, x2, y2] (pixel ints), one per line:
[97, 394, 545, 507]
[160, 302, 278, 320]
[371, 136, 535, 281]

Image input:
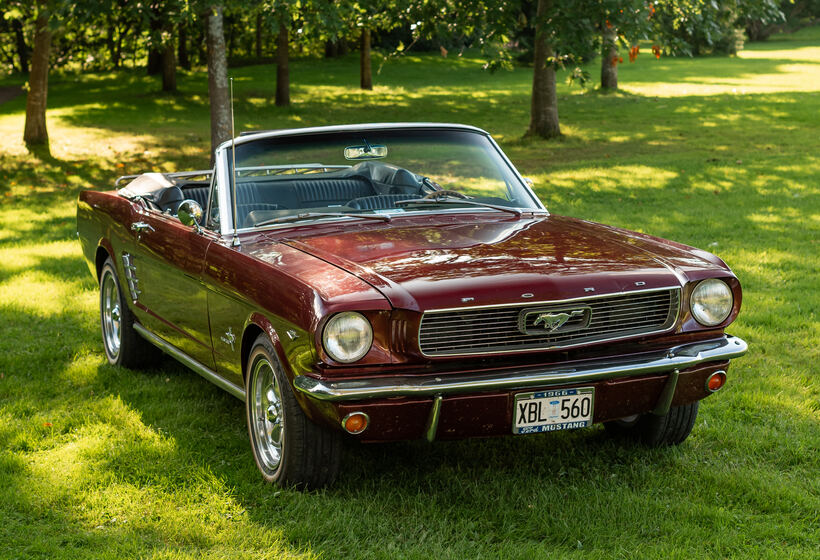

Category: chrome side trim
[425, 395, 443, 442]
[120, 253, 140, 302]
[133, 323, 245, 401]
[293, 335, 747, 402]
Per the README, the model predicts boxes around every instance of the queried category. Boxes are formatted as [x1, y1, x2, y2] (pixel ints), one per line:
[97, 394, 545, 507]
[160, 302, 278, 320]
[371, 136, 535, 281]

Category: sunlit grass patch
[0, 240, 81, 272]
[0, 26, 818, 560]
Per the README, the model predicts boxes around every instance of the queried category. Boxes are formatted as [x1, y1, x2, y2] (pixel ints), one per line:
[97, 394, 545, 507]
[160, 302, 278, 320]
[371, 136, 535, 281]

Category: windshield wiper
[237, 164, 350, 177]
[254, 212, 391, 227]
[395, 196, 526, 217]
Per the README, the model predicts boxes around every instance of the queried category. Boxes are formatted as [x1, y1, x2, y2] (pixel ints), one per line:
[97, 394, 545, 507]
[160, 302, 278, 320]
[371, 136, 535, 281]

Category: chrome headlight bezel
[690, 279, 733, 327]
[322, 312, 374, 363]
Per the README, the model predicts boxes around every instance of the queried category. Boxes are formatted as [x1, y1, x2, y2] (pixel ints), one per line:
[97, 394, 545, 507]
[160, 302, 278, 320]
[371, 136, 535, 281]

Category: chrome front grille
[418, 288, 681, 356]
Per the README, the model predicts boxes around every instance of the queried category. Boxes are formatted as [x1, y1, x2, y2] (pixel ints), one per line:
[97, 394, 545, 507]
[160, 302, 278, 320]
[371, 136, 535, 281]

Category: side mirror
[178, 199, 203, 232]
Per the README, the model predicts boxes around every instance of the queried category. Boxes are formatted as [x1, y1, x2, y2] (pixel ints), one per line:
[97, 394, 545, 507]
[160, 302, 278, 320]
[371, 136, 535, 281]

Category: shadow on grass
[0, 269, 817, 557]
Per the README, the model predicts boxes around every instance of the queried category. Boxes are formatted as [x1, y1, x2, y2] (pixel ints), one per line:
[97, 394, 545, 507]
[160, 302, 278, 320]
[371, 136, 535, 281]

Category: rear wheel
[99, 257, 159, 368]
[245, 333, 341, 489]
[605, 401, 699, 447]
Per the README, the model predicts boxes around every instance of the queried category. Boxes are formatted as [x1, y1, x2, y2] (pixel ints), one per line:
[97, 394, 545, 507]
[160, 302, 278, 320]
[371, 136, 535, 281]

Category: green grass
[1, 26, 818, 559]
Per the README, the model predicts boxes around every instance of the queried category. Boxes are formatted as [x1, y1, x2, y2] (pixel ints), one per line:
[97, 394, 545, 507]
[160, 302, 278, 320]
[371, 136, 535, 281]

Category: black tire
[245, 333, 341, 489]
[99, 257, 160, 368]
[604, 401, 699, 447]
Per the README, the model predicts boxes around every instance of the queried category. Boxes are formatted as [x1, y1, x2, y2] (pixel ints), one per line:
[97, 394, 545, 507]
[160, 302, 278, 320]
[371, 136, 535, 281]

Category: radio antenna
[230, 77, 240, 248]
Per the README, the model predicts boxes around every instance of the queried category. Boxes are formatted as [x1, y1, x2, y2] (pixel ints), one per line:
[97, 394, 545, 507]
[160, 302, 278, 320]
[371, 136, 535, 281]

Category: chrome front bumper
[294, 335, 748, 402]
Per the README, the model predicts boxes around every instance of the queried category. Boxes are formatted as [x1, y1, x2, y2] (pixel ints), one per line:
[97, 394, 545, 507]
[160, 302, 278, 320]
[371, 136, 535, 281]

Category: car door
[127, 207, 217, 369]
[196, 172, 250, 390]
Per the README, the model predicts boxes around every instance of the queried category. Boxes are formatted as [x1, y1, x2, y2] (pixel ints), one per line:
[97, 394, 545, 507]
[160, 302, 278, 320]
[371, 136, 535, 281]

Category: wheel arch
[94, 239, 116, 280]
[241, 312, 340, 434]
[241, 313, 289, 383]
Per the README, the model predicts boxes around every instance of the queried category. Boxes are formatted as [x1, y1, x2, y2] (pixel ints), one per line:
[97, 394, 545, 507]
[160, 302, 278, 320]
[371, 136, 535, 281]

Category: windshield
[226, 128, 541, 229]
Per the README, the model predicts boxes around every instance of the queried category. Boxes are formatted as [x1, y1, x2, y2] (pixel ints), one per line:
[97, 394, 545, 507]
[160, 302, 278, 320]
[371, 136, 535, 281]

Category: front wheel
[245, 334, 341, 489]
[604, 401, 699, 447]
[99, 257, 160, 368]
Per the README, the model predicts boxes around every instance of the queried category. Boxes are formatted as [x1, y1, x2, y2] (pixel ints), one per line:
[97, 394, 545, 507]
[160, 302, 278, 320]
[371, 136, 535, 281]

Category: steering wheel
[422, 189, 471, 200]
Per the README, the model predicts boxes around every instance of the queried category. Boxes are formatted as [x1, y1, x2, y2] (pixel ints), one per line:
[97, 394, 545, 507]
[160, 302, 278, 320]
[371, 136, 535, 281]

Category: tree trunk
[323, 0, 337, 58]
[106, 25, 115, 67]
[161, 38, 176, 92]
[360, 28, 372, 90]
[13, 19, 29, 74]
[147, 49, 162, 74]
[527, 0, 560, 138]
[205, 6, 231, 161]
[131, 28, 139, 69]
[255, 13, 263, 58]
[338, 38, 349, 56]
[600, 27, 618, 90]
[276, 19, 289, 106]
[147, 12, 162, 75]
[105, 15, 120, 68]
[24, 8, 51, 150]
[178, 23, 190, 69]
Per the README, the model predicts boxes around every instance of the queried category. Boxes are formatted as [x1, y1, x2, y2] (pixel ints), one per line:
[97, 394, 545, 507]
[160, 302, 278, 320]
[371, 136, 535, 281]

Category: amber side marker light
[341, 412, 370, 434]
[706, 370, 727, 393]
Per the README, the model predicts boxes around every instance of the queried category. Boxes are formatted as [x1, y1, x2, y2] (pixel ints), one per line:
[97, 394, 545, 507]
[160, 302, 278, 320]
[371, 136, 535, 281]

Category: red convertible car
[77, 123, 747, 488]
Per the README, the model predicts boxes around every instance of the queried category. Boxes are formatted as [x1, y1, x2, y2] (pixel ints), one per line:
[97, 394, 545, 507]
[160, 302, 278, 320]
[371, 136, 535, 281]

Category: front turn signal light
[342, 412, 369, 434]
[706, 370, 727, 392]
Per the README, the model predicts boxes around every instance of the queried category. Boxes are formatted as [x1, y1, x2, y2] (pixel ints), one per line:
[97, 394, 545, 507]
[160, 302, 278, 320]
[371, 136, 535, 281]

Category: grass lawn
[0, 26, 818, 559]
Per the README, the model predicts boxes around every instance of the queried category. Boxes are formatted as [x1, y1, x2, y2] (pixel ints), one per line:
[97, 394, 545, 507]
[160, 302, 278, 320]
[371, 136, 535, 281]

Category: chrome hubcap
[101, 270, 122, 359]
[251, 358, 284, 472]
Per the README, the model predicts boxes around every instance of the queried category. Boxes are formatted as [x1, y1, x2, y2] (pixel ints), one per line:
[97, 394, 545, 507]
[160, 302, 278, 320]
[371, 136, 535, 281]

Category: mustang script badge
[518, 307, 592, 336]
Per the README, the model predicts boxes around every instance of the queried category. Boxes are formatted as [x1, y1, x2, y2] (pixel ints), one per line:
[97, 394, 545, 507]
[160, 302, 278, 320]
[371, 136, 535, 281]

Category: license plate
[513, 387, 595, 434]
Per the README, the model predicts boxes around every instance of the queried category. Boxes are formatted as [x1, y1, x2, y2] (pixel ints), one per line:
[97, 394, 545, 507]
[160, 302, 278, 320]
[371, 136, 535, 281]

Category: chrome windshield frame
[212, 123, 548, 238]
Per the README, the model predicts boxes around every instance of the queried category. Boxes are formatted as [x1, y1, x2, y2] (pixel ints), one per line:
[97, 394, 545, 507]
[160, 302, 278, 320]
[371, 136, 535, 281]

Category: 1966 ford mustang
[77, 123, 747, 488]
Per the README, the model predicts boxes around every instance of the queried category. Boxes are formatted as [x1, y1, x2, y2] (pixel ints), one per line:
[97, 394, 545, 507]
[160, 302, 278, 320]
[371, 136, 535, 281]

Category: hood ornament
[533, 310, 585, 332]
[519, 307, 591, 335]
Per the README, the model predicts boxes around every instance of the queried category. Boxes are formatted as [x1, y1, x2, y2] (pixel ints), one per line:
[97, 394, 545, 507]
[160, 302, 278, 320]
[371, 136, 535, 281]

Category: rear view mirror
[344, 142, 387, 160]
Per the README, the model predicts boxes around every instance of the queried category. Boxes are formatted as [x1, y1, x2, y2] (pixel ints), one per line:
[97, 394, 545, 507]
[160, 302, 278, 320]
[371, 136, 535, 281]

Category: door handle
[131, 222, 155, 233]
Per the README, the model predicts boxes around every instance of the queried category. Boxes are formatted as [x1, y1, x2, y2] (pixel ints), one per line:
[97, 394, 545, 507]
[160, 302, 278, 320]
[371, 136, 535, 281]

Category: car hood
[278, 213, 729, 311]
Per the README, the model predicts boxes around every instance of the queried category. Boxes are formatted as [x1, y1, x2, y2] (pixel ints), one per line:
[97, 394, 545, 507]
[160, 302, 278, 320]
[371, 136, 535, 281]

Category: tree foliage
[651, 0, 784, 55]
[1, 0, 806, 149]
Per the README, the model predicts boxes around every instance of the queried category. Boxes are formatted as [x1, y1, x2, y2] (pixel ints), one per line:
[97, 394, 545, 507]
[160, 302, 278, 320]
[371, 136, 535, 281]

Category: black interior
[122, 162, 428, 227]
[197, 162, 425, 227]
[181, 184, 209, 209]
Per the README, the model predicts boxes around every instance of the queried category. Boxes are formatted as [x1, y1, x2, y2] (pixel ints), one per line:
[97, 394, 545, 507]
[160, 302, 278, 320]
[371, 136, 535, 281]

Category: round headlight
[322, 312, 373, 363]
[690, 279, 733, 326]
